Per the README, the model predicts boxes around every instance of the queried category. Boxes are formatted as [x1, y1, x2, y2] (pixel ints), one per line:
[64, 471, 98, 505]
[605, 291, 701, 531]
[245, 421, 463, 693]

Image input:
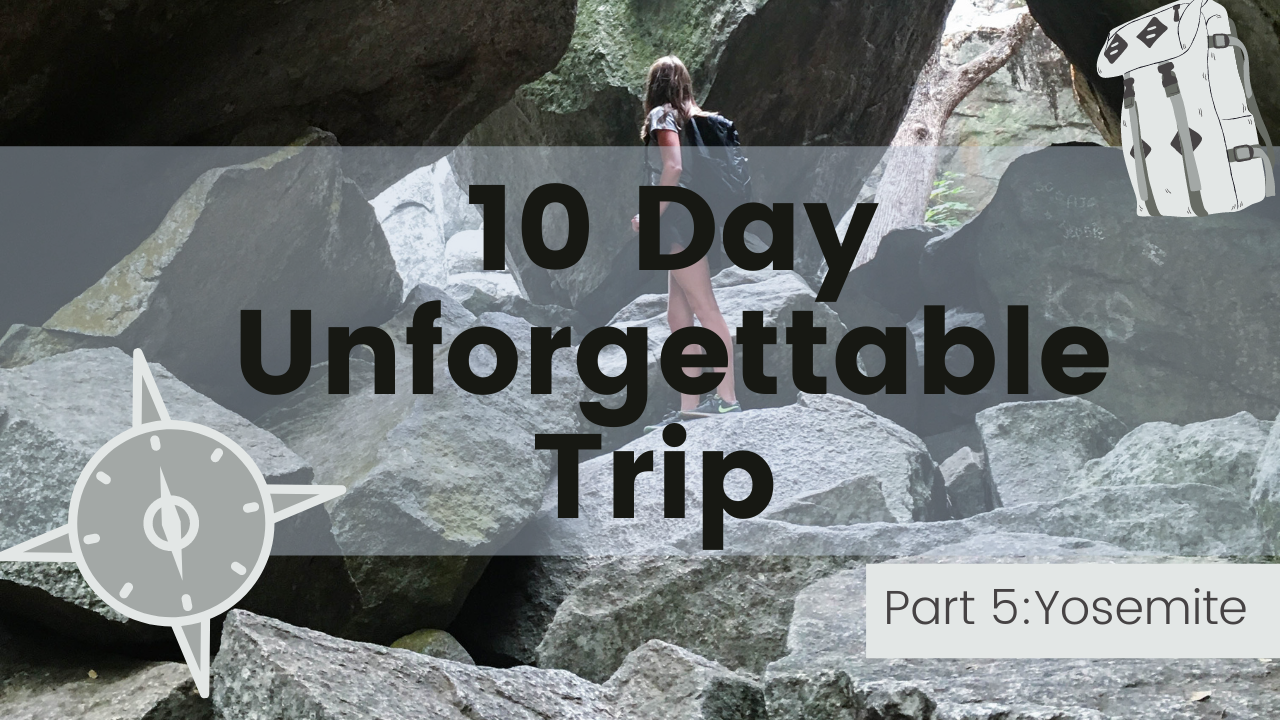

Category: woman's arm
[632, 128, 683, 232]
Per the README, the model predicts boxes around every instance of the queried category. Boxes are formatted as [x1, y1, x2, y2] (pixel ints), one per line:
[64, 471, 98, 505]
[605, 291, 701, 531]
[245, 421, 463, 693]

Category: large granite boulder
[976, 397, 1127, 506]
[446, 229, 487, 277]
[521, 433, 1253, 682]
[1074, 412, 1269, 499]
[592, 269, 849, 445]
[1249, 412, 1280, 552]
[213, 609, 766, 720]
[454, 0, 951, 313]
[606, 639, 767, 720]
[535, 535, 1141, 686]
[512, 389, 938, 678]
[446, 273, 523, 312]
[537, 555, 856, 684]
[0, 325, 110, 370]
[1026, 0, 1280, 146]
[465, 0, 950, 148]
[389, 629, 475, 666]
[448, 554, 604, 667]
[939, 446, 993, 519]
[704, 480, 1261, 558]
[937, 0, 1106, 219]
[212, 610, 617, 720]
[535, 393, 938, 558]
[535, 476, 1255, 684]
[37, 143, 404, 418]
[0, 617, 209, 720]
[772, 535, 1135, 693]
[967, 483, 1260, 557]
[371, 158, 482, 299]
[262, 308, 583, 642]
[767, 554, 1280, 720]
[957, 145, 1280, 427]
[0, 0, 576, 152]
[0, 348, 320, 647]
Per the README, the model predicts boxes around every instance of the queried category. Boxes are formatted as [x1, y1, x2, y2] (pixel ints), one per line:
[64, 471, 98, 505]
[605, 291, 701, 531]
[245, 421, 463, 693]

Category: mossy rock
[391, 629, 475, 665]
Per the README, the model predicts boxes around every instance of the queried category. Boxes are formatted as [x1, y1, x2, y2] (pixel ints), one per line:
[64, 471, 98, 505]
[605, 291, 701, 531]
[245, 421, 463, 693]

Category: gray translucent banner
[0, 144, 1277, 561]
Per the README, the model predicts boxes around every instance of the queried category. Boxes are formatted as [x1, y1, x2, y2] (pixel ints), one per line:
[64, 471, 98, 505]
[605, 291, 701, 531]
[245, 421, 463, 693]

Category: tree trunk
[854, 11, 1037, 266]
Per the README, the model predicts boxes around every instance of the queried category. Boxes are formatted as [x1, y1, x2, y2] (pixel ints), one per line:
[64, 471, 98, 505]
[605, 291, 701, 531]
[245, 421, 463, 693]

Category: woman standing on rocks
[632, 55, 742, 432]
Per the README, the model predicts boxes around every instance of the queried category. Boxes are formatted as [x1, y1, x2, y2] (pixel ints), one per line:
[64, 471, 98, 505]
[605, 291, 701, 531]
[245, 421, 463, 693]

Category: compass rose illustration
[0, 350, 344, 697]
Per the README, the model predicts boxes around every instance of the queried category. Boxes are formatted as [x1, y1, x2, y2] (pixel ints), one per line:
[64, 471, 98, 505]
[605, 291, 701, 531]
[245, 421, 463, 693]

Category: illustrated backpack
[1097, 0, 1274, 217]
[645, 113, 753, 215]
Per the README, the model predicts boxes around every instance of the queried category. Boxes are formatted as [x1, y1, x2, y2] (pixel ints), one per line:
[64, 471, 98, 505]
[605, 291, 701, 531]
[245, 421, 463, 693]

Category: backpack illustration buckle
[1209, 34, 1231, 49]
[1229, 145, 1257, 162]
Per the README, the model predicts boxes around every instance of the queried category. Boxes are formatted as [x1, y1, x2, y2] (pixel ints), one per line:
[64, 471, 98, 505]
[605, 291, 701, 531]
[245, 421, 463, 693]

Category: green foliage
[924, 171, 974, 229]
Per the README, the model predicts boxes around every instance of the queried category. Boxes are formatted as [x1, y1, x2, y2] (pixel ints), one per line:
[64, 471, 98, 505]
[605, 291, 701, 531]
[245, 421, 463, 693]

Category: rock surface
[940, 446, 993, 519]
[767, 558, 1280, 720]
[1074, 412, 1269, 499]
[262, 311, 582, 641]
[606, 640, 766, 720]
[0, 146, 261, 335]
[538, 555, 856, 684]
[0, 617, 209, 720]
[536, 531, 1166, 687]
[536, 393, 938, 558]
[212, 610, 618, 720]
[902, 305, 1018, 430]
[467, 0, 950, 147]
[961, 146, 1280, 427]
[976, 397, 1127, 506]
[0, 348, 311, 646]
[1250, 411, 1280, 553]
[448, 555, 604, 667]
[445, 272, 523, 312]
[774, 537, 1133, 668]
[212, 609, 772, 720]
[372, 160, 480, 248]
[704, 481, 1261, 558]
[0, 0, 576, 154]
[0, 325, 110, 370]
[377, 205, 448, 295]
[923, 423, 984, 466]
[372, 159, 482, 298]
[455, 0, 952, 311]
[41, 144, 403, 418]
[935, 483, 1260, 557]
[536, 473, 1258, 686]
[445, 229, 487, 277]
[937, 0, 1106, 218]
[389, 629, 475, 666]
[535, 461, 1256, 684]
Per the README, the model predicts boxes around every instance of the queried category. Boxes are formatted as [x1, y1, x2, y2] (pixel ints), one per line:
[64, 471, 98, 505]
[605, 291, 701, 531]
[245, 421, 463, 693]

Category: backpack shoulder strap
[642, 129, 659, 183]
[687, 115, 714, 159]
[1159, 62, 1209, 215]
[1123, 73, 1161, 216]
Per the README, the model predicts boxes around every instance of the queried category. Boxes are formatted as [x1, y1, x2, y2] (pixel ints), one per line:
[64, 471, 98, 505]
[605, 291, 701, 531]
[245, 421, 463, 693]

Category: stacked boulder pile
[2, 0, 1280, 709]
[1, 139, 1279, 720]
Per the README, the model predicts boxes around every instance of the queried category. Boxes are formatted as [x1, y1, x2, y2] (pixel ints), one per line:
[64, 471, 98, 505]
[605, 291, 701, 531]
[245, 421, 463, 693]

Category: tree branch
[942, 11, 1037, 116]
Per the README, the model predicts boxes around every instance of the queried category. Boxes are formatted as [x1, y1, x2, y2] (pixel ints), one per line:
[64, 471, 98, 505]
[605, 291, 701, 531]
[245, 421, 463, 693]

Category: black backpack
[644, 113, 753, 216]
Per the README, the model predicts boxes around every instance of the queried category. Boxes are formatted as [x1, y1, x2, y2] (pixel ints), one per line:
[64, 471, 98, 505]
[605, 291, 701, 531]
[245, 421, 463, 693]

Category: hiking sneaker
[680, 393, 742, 418]
[643, 409, 685, 433]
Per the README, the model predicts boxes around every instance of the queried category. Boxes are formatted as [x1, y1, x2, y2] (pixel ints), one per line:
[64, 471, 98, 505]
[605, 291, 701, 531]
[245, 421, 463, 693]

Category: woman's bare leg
[670, 256, 737, 404]
[667, 260, 704, 412]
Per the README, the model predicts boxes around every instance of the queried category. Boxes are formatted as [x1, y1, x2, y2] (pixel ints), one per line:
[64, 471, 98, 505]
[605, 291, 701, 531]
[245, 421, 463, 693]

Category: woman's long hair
[641, 55, 696, 142]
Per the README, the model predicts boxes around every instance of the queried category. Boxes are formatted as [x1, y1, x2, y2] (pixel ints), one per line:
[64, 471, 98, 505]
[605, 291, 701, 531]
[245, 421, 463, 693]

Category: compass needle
[155, 469, 192, 579]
